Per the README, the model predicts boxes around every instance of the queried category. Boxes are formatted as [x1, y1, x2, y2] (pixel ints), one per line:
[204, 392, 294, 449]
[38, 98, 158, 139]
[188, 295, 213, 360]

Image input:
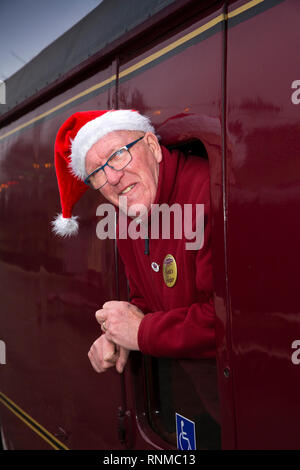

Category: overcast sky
[0, 0, 104, 80]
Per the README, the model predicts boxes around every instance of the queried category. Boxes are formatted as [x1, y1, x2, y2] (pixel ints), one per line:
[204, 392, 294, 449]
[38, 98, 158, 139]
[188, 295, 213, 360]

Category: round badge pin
[163, 254, 177, 287]
[151, 262, 160, 272]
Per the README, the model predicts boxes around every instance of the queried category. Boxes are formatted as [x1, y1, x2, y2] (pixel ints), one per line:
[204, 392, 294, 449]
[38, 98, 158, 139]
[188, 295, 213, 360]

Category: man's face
[85, 130, 162, 214]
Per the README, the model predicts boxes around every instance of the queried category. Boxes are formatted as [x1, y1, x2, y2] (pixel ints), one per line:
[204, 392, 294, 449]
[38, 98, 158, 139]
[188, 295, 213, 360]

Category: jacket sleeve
[137, 176, 216, 359]
[127, 262, 216, 359]
[136, 258, 216, 359]
[125, 266, 149, 314]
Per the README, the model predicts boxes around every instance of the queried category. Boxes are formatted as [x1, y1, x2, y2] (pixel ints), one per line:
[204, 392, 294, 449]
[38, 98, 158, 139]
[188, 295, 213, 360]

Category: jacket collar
[152, 145, 182, 206]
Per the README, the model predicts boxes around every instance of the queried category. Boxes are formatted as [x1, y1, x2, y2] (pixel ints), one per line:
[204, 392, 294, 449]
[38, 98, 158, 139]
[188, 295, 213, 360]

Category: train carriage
[0, 0, 300, 450]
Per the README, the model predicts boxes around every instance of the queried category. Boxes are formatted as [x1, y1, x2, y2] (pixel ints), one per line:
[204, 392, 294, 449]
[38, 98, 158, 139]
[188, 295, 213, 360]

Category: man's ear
[144, 132, 162, 163]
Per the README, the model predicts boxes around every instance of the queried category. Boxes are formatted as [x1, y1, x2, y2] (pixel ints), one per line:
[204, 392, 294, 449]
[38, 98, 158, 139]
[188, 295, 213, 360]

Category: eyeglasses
[84, 136, 144, 190]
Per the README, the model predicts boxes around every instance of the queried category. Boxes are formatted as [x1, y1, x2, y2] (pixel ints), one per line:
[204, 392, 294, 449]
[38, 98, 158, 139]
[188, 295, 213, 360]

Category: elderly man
[52, 109, 216, 374]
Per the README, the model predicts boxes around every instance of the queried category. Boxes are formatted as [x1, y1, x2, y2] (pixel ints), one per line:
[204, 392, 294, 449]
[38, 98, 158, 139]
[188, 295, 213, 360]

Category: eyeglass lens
[89, 148, 131, 189]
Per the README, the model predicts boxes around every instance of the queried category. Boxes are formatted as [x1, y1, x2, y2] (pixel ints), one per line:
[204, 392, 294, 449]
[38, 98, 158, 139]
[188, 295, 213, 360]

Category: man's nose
[104, 165, 124, 185]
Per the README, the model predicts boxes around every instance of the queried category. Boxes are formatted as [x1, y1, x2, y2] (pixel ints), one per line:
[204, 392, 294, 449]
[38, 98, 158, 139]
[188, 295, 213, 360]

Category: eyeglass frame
[84, 136, 144, 189]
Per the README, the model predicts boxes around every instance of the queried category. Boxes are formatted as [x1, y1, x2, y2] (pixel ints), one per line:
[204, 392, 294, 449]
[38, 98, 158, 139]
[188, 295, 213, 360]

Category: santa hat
[52, 109, 155, 237]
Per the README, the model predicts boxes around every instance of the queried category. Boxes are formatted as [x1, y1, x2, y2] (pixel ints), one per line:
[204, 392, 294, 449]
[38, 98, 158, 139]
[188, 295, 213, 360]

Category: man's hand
[96, 301, 144, 351]
[88, 334, 129, 373]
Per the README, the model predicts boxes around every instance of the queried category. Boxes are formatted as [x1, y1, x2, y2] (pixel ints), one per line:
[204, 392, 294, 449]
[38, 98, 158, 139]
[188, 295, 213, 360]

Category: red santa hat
[52, 109, 155, 237]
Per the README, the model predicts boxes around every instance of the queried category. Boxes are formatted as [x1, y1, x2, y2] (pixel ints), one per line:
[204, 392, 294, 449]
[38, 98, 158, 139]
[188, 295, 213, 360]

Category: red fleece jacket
[117, 146, 216, 359]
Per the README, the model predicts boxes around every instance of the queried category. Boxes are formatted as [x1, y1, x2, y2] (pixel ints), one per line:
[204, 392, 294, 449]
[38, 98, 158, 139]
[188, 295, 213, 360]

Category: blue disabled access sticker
[175, 413, 196, 450]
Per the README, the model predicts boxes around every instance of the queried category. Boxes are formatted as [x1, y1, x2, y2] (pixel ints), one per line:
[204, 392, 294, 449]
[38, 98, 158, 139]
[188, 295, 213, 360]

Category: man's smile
[119, 183, 137, 195]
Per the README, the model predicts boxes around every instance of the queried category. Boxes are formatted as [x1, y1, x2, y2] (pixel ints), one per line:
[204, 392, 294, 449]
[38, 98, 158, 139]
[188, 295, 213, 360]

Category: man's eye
[110, 150, 125, 160]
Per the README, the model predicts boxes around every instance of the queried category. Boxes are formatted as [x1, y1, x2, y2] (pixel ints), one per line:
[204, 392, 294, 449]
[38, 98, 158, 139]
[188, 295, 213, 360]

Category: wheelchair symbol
[179, 419, 192, 450]
[176, 413, 196, 450]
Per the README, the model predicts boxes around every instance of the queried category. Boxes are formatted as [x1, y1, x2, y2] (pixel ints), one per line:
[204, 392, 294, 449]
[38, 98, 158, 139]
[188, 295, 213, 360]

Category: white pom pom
[51, 213, 79, 237]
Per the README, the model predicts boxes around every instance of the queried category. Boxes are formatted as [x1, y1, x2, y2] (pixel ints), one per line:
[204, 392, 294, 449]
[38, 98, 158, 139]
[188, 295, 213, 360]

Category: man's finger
[95, 309, 106, 323]
[88, 337, 116, 373]
[102, 300, 124, 310]
[103, 336, 118, 363]
[88, 350, 101, 373]
[101, 319, 109, 334]
[103, 349, 118, 363]
[116, 347, 129, 373]
[102, 301, 115, 309]
[95, 308, 115, 324]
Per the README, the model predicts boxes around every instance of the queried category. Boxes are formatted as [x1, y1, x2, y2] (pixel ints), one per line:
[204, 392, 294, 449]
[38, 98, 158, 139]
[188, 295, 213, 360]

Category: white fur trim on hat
[51, 213, 79, 237]
[69, 110, 155, 180]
